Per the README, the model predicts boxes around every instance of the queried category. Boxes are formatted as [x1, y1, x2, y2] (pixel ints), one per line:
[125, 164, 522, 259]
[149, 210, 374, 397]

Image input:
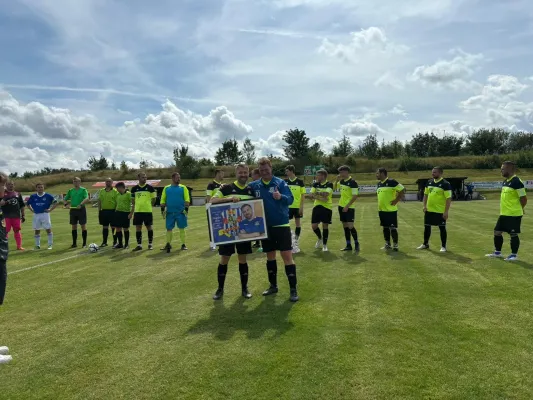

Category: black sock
[0, 260, 6, 305]
[148, 230, 154, 244]
[323, 228, 329, 245]
[383, 228, 391, 244]
[217, 264, 228, 289]
[136, 231, 142, 245]
[117, 231, 123, 246]
[510, 235, 520, 254]
[82, 230, 87, 246]
[103, 228, 109, 244]
[239, 263, 249, 289]
[124, 231, 130, 246]
[285, 264, 297, 289]
[391, 228, 398, 245]
[112, 228, 117, 245]
[267, 260, 278, 287]
[295, 227, 301, 239]
[424, 225, 431, 245]
[313, 228, 322, 239]
[439, 225, 447, 248]
[72, 230, 78, 245]
[350, 227, 358, 243]
[344, 227, 351, 246]
[494, 235, 504, 252]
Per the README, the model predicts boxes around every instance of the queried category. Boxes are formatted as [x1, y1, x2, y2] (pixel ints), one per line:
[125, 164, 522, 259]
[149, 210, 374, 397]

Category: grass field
[2, 199, 533, 399]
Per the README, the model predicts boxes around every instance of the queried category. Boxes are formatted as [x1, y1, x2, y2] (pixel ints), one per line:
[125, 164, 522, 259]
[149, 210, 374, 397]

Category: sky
[1, 0, 533, 174]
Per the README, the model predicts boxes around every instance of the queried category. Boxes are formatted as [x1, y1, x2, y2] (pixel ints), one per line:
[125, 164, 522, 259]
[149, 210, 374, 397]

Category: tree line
[11, 128, 533, 180]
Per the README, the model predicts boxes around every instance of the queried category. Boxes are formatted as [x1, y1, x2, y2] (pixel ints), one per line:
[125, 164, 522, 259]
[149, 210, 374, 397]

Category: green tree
[308, 142, 325, 164]
[215, 139, 244, 165]
[357, 134, 380, 159]
[331, 135, 354, 157]
[139, 159, 152, 169]
[198, 158, 214, 167]
[8, 172, 18, 179]
[110, 162, 117, 170]
[466, 128, 509, 155]
[436, 134, 464, 156]
[242, 137, 256, 165]
[120, 160, 129, 172]
[283, 128, 310, 160]
[87, 153, 109, 171]
[506, 131, 533, 152]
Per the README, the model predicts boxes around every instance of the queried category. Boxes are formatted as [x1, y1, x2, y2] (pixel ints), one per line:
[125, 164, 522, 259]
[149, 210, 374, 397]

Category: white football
[88, 243, 99, 253]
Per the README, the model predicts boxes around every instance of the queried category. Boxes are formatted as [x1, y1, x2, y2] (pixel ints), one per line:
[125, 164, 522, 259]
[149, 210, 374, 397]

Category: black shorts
[338, 206, 355, 223]
[312, 206, 332, 224]
[379, 211, 398, 228]
[218, 241, 253, 257]
[69, 207, 87, 225]
[133, 212, 153, 227]
[113, 211, 131, 229]
[262, 226, 292, 253]
[289, 208, 302, 220]
[495, 215, 522, 234]
[99, 209, 115, 226]
[424, 211, 446, 226]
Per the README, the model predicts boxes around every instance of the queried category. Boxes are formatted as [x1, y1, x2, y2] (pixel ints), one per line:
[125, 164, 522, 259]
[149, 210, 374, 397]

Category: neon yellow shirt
[424, 178, 452, 214]
[285, 177, 306, 209]
[500, 175, 526, 216]
[131, 184, 156, 213]
[337, 177, 359, 209]
[311, 181, 334, 210]
[98, 188, 118, 210]
[377, 178, 404, 212]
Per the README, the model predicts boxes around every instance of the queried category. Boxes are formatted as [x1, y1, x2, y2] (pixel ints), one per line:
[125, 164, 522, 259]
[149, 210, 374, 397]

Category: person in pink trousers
[0, 181, 26, 251]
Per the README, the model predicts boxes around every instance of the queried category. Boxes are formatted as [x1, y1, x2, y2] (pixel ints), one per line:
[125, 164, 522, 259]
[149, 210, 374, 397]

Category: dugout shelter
[415, 177, 468, 201]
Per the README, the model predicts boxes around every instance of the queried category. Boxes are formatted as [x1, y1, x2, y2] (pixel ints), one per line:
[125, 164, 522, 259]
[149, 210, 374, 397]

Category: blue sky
[1, 0, 533, 174]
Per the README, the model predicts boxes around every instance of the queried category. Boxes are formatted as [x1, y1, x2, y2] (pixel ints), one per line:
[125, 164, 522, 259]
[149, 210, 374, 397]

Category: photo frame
[207, 199, 268, 246]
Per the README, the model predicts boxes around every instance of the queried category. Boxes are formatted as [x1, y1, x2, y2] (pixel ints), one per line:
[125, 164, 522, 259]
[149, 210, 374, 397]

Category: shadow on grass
[513, 260, 533, 270]
[187, 296, 295, 340]
[437, 251, 473, 264]
[340, 252, 368, 264]
[387, 250, 417, 260]
[200, 249, 218, 258]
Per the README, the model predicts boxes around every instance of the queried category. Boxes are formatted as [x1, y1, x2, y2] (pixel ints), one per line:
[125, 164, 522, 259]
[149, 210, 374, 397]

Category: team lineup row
[0, 159, 527, 301]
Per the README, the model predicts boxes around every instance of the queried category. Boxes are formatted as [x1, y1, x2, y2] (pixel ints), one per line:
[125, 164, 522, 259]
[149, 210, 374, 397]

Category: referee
[64, 177, 90, 248]
[249, 157, 299, 302]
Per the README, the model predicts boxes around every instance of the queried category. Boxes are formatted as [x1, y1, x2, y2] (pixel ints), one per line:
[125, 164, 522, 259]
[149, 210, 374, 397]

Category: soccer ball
[88, 243, 99, 253]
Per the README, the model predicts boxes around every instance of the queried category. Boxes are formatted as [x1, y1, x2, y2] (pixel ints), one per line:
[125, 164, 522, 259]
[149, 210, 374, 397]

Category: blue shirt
[249, 176, 293, 227]
[239, 217, 265, 234]
[27, 193, 57, 214]
[161, 184, 190, 213]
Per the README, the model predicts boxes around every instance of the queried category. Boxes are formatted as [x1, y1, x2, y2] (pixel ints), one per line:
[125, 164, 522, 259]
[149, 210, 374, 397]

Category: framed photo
[207, 199, 268, 246]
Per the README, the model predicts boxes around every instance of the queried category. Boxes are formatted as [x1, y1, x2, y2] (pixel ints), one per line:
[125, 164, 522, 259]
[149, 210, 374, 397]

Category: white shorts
[33, 213, 52, 230]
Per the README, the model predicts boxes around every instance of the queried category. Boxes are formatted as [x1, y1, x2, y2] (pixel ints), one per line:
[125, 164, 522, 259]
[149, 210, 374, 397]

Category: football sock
[510, 234, 520, 254]
[217, 264, 228, 289]
[81, 230, 87, 246]
[267, 259, 278, 287]
[124, 231, 130, 246]
[350, 227, 358, 243]
[494, 234, 503, 252]
[391, 228, 399, 244]
[285, 264, 297, 289]
[344, 227, 351, 245]
[166, 231, 173, 244]
[383, 228, 391, 244]
[179, 229, 186, 244]
[323, 228, 329, 245]
[35, 234, 41, 247]
[239, 263, 249, 289]
[295, 227, 301, 239]
[424, 225, 431, 245]
[47, 233, 53, 246]
[72, 230, 78, 245]
[439, 225, 447, 248]
[313, 228, 322, 239]
[136, 231, 142, 245]
[116, 231, 123, 246]
[102, 228, 109, 244]
[148, 230, 154, 244]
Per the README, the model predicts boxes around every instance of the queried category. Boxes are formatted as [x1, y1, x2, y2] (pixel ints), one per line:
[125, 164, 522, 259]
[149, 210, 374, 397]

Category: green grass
[2, 200, 533, 399]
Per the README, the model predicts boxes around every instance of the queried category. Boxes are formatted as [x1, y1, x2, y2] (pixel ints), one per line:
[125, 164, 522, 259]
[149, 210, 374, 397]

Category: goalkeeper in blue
[160, 173, 190, 253]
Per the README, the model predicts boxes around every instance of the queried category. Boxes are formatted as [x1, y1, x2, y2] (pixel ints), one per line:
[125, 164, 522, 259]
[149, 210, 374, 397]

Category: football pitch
[2, 200, 533, 399]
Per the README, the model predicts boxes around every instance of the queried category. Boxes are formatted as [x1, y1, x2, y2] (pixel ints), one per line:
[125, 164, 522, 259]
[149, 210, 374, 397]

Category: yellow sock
[166, 231, 173, 244]
[179, 229, 186, 244]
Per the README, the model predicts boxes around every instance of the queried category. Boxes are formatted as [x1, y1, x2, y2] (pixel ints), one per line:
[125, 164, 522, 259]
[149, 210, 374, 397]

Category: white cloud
[460, 75, 529, 110]
[374, 72, 404, 90]
[411, 49, 484, 90]
[340, 119, 386, 137]
[318, 27, 408, 63]
[389, 104, 408, 117]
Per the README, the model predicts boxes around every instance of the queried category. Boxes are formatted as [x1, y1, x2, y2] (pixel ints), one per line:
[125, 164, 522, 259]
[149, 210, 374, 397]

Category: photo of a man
[238, 203, 265, 239]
